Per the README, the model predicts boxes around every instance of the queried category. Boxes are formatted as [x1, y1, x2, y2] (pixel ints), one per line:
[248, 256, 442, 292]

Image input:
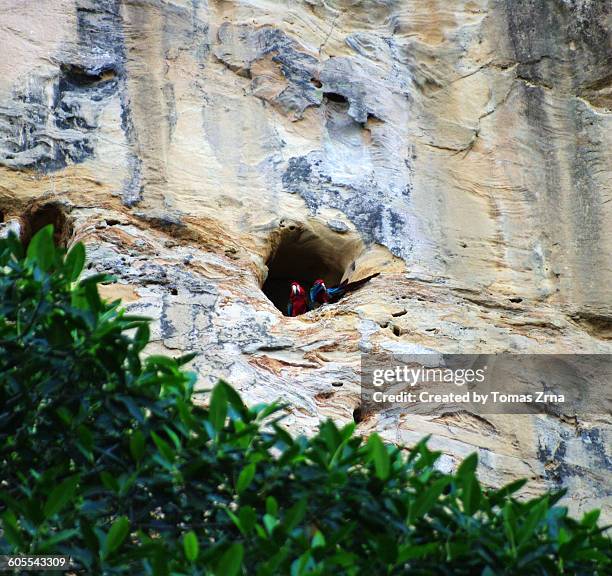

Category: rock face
[1, 0, 610, 519]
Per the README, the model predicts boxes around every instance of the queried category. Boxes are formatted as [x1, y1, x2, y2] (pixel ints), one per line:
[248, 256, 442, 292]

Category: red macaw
[287, 281, 308, 317]
[310, 273, 380, 307]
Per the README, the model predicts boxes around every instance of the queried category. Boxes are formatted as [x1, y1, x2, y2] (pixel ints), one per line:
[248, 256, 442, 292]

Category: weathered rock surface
[1, 0, 611, 519]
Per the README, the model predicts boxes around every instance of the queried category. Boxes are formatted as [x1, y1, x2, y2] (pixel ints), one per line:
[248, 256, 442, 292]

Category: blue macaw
[310, 273, 380, 307]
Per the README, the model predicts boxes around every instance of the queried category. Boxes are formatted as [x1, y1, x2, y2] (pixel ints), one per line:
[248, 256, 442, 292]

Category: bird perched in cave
[310, 273, 380, 308]
[287, 281, 309, 317]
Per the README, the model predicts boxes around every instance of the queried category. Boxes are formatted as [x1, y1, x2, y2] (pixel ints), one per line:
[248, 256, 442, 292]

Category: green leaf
[225, 509, 244, 535]
[133, 323, 150, 353]
[462, 474, 482, 515]
[312, 531, 326, 548]
[503, 503, 517, 554]
[236, 463, 256, 495]
[239, 506, 257, 534]
[284, 498, 307, 532]
[291, 551, 314, 576]
[151, 546, 169, 576]
[130, 430, 146, 462]
[215, 543, 243, 576]
[78, 272, 114, 287]
[84, 282, 103, 314]
[176, 398, 196, 429]
[218, 379, 248, 419]
[26, 225, 55, 270]
[1, 511, 24, 548]
[176, 351, 198, 366]
[65, 242, 85, 281]
[117, 396, 145, 424]
[38, 529, 80, 551]
[209, 383, 228, 431]
[163, 425, 181, 451]
[397, 542, 438, 562]
[183, 531, 199, 562]
[376, 534, 398, 564]
[56, 406, 72, 425]
[145, 355, 179, 371]
[103, 516, 129, 558]
[100, 471, 119, 493]
[368, 434, 390, 480]
[263, 514, 278, 534]
[490, 478, 528, 504]
[320, 419, 343, 454]
[410, 477, 451, 521]
[151, 431, 175, 463]
[581, 509, 600, 529]
[457, 452, 478, 479]
[266, 496, 278, 517]
[518, 498, 548, 548]
[43, 475, 79, 518]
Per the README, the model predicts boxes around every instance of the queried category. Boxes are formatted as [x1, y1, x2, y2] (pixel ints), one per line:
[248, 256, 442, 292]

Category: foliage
[0, 226, 610, 575]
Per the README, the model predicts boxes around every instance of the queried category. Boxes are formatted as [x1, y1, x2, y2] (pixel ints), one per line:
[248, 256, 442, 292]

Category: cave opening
[60, 63, 117, 87]
[323, 91, 348, 104]
[262, 231, 347, 316]
[21, 203, 72, 248]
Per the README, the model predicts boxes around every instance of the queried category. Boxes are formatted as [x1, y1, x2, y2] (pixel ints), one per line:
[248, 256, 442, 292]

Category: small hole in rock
[353, 406, 363, 424]
[60, 64, 116, 86]
[331, 381, 343, 387]
[20, 203, 72, 248]
[310, 77, 322, 88]
[509, 297, 523, 303]
[170, 287, 178, 296]
[323, 91, 348, 104]
[392, 325, 402, 337]
[0, 210, 4, 224]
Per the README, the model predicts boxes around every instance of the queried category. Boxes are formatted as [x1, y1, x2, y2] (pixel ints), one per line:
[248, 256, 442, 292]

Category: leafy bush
[0, 226, 610, 575]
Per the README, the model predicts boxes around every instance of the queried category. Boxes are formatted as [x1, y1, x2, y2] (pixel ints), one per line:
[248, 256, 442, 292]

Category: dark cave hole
[0, 210, 4, 224]
[310, 77, 323, 88]
[21, 203, 72, 249]
[323, 91, 348, 104]
[509, 297, 523, 303]
[262, 234, 346, 316]
[352, 406, 363, 424]
[60, 64, 117, 87]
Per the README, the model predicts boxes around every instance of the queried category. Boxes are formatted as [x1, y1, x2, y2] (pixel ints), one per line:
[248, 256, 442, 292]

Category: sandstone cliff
[1, 0, 610, 519]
